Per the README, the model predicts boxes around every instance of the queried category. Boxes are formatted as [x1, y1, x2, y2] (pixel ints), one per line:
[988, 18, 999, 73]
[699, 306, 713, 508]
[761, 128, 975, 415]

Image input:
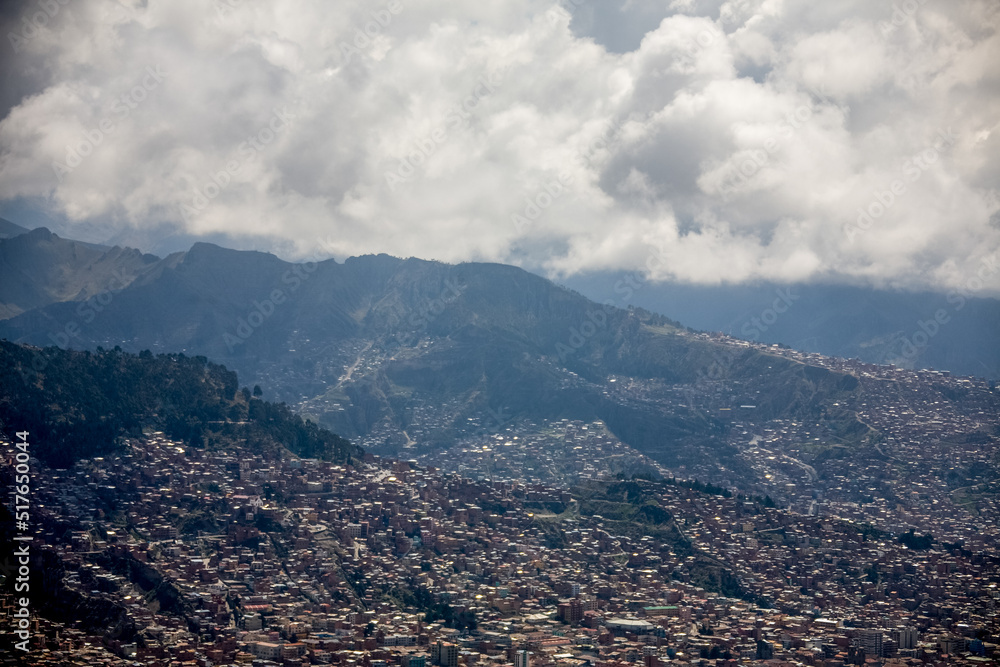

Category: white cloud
[0, 0, 998, 293]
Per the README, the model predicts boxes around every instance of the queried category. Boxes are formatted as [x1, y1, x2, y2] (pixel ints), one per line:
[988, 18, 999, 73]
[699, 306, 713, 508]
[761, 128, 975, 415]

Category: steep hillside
[0, 245, 870, 479]
[0, 341, 360, 467]
[563, 274, 1000, 380]
[0, 217, 30, 239]
[0, 227, 159, 319]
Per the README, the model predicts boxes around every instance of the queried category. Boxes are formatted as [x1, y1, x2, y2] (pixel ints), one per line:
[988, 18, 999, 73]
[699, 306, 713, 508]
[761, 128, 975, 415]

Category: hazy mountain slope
[0, 217, 30, 238]
[0, 227, 159, 320]
[561, 274, 1000, 379]
[0, 244, 871, 477]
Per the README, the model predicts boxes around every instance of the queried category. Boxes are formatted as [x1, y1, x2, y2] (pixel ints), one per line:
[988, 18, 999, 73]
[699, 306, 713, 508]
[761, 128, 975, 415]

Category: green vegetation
[423, 603, 478, 632]
[899, 529, 934, 550]
[0, 341, 361, 467]
[540, 479, 750, 601]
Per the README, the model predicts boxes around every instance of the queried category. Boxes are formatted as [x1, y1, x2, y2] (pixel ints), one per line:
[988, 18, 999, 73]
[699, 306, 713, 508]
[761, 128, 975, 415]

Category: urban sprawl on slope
[3, 394, 1000, 667]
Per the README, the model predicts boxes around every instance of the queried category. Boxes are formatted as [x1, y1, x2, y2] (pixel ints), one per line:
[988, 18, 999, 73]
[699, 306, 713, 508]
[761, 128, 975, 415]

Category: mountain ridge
[0, 234, 877, 485]
[562, 273, 1000, 380]
[0, 226, 158, 320]
[3, 224, 996, 496]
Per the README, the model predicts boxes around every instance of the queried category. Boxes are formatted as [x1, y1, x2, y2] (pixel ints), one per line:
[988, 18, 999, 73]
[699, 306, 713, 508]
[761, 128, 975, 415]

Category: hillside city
[1, 0, 999, 665]
[3, 362, 1000, 667]
[321, 333, 1000, 541]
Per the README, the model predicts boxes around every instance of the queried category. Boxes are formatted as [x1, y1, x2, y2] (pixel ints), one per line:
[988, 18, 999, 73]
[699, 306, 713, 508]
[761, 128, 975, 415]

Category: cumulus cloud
[0, 0, 998, 292]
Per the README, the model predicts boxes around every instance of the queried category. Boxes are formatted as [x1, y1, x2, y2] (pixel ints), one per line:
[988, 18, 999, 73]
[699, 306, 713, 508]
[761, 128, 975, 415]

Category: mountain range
[562, 273, 1000, 380]
[0, 224, 158, 320]
[0, 223, 996, 490]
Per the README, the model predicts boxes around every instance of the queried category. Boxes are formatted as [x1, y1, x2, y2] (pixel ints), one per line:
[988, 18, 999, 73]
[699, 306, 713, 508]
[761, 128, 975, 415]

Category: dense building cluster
[414, 420, 665, 485]
[3, 424, 1000, 666]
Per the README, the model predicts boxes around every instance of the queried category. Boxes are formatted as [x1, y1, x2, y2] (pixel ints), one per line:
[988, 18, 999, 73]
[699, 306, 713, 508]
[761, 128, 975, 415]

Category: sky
[1, 0, 999, 294]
